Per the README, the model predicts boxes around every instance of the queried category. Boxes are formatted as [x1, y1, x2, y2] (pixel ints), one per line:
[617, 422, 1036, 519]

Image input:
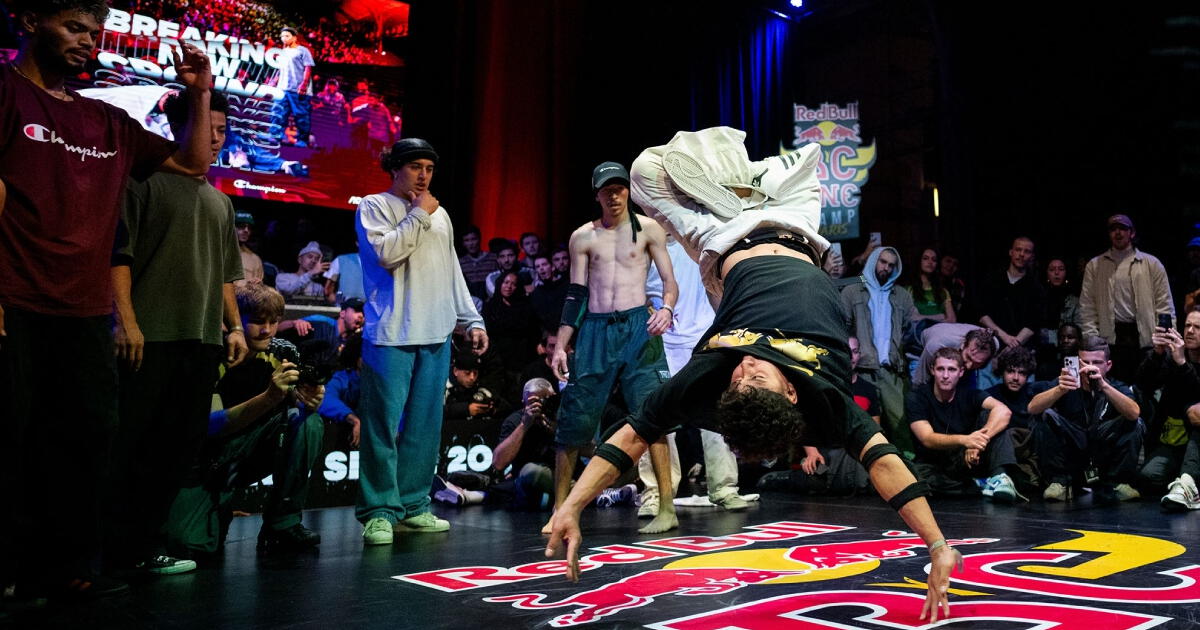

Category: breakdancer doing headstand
[544, 127, 963, 622]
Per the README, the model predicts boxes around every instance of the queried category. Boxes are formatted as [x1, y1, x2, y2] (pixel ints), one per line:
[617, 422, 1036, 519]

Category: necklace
[12, 63, 72, 101]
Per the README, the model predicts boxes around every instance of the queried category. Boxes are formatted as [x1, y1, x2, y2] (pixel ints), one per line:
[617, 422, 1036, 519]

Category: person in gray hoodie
[842, 246, 917, 455]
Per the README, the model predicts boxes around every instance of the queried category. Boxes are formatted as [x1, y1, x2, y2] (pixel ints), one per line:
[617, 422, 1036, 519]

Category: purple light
[789, 0, 803, 7]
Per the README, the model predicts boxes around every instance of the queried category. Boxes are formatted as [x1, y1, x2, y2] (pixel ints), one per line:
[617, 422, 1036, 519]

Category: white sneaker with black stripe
[662, 149, 743, 219]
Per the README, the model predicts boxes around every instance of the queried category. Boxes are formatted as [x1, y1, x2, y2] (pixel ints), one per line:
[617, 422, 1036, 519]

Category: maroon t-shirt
[0, 64, 175, 316]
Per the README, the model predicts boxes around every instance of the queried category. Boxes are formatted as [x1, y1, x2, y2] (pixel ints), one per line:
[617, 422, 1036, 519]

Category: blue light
[789, 0, 803, 7]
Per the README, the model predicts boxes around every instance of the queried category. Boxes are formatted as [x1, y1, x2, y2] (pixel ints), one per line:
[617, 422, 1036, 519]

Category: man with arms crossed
[548, 161, 679, 535]
[545, 127, 961, 622]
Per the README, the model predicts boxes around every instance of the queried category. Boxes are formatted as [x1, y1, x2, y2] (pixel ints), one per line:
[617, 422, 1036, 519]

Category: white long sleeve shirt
[646, 239, 715, 348]
[355, 191, 484, 346]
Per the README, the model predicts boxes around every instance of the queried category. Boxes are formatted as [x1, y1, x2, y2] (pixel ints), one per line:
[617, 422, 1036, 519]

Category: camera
[1063, 356, 1079, 381]
[268, 338, 333, 386]
[1158, 313, 1173, 330]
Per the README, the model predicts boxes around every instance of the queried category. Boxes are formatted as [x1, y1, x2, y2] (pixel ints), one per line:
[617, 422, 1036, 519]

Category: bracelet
[661, 305, 674, 313]
[928, 539, 947, 553]
[229, 326, 244, 333]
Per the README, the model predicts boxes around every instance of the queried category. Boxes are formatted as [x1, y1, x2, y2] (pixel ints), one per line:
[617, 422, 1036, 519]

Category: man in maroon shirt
[0, 0, 215, 600]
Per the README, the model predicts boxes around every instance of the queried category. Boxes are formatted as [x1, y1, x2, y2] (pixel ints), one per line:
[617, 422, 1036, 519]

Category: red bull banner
[397, 521, 1199, 628]
[793, 102, 876, 241]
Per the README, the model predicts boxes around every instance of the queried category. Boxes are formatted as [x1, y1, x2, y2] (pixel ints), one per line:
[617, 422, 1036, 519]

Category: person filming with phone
[1027, 335, 1143, 504]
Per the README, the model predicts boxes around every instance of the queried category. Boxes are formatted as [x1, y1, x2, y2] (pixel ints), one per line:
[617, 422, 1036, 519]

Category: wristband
[929, 539, 947, 553]
[660, 305, 674, 313]
[229, 326, 244, 333]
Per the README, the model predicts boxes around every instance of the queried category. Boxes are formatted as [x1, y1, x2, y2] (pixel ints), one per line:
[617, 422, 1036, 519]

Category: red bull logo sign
[396, 522, 1199, 628]
[792, 102, 876, 240]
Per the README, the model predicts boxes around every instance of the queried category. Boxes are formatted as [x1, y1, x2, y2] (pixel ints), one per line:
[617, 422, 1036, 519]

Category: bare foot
[638, 510, 678, 535]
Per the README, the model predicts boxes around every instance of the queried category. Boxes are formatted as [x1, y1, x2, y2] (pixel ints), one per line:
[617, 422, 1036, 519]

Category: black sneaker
[1092, 484, 1118, 507]
[257, 524, 321, 555]
[135, 555, 197, 576]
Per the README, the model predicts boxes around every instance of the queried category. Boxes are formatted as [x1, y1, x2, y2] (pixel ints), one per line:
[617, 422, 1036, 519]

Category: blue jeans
[356, 339, 451, 524]
[273, 92, 311, 142]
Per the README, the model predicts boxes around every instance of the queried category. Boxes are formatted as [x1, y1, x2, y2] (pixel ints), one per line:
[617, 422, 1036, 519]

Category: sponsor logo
[23, 123, 119, 162]
[234, 179, 287, 194]
[398, 523, 1199, 628]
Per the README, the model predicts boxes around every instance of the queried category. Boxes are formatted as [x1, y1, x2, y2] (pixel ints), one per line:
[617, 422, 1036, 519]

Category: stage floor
[7, 493, 1200, 629]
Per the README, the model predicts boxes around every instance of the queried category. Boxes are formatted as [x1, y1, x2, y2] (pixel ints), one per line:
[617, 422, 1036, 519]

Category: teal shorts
[556, 306, 669, 448]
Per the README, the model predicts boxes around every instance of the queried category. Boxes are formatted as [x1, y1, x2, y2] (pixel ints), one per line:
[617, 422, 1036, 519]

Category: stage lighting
[789, 0, 804, 7]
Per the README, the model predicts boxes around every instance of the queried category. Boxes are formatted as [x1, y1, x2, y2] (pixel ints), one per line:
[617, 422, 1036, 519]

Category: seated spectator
[1036, 322, 1082, 381]
[486, 378, 560, 509]
[1028, 335, 1144, 504]
[906, 347, 1017, 501]
[905, 247, 957, 325]
[517, 330, 563, 401]
[163, 284, 325, 559]
[485, 240, 532, 298]
[482, 270, 541, 374]
[318, 332, 363, 449]
[275, 241, 331, 302]
[442, 352, 511, 476]
[1136, 307, 1200, 510]
[530, 255, 568, 329]
[519, 231, 543, 272]
[986, 346, 1042, 491]
[914, 323, 997, 388]
[458, 225, 497, 300]
[940, 252, 967, 316]
[551, 245, 571, 282]
[235, 211, 265, 286]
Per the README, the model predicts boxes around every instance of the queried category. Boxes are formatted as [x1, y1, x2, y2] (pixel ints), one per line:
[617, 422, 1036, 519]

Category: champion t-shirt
[0, 64, 175, 316]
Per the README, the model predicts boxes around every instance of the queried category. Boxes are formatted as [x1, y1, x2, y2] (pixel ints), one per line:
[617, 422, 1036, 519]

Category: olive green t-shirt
[115, 173, 243, 346]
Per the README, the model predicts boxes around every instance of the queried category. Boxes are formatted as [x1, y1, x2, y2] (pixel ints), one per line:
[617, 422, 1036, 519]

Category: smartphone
[1064, 356, 1079, 381]
[1158, 313, 1173, 330]
[869, 232, 882, 247]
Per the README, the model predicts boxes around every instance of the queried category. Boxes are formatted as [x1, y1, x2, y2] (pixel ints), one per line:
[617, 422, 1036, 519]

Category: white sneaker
[1043, 482, 1069, 501]
[1114, 483, 1141, 502]
[662, 149, 743, 219]
[983, 473, 1016, 503]
[637, 501, 659, 518]
[1162, 474, 1200, 511]
[712, 494, 750, 511]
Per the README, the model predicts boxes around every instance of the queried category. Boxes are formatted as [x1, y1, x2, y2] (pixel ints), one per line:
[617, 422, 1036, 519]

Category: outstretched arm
[544, 424, 651, 580]
[860, 433, 960, 623]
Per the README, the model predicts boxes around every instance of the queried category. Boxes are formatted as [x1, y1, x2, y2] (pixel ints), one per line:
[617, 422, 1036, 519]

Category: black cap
[340, 297, 364, 312]
[235, 212, 254, 226]
[591, 161, 629, 190]
[382, 138, 439, 172]
[455, 352, 481, 371]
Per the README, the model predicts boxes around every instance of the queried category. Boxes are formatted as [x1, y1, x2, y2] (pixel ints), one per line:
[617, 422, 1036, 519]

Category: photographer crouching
[163, 284, 327, 559]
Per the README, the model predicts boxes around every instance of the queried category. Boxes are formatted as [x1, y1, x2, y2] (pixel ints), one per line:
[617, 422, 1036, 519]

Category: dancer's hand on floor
[920, 544, 962, 623]
[544, 511, 582, 582]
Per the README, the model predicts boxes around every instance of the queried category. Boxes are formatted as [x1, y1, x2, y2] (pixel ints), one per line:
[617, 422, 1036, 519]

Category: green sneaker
[396, 512, 449, 533]
[362, 517, 394, 545]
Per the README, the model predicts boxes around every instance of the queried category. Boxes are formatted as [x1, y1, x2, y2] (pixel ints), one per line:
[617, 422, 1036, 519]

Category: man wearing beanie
[354, 138, 489, 544]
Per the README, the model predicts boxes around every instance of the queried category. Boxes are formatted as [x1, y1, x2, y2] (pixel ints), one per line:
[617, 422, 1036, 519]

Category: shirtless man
[545, 127, 962, 623]
[547, 161, 680, 534]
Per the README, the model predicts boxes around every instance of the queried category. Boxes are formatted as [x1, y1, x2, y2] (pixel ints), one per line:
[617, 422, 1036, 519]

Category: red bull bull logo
[485, 568, 804, 627]
[786, 531, 998, 568]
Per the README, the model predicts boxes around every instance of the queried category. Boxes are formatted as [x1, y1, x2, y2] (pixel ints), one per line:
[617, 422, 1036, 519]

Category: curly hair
[994, 345, 1036, 376]
[11, 0, 110, 22]
[715, 387, 805, 460]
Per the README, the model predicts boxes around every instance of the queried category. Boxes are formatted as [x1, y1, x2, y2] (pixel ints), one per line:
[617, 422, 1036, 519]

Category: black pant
[0, 307, 118, 587]
[914, 428, 1017, 496]
[105, 341, 223, 566]
[1038, 409, 1144, 485]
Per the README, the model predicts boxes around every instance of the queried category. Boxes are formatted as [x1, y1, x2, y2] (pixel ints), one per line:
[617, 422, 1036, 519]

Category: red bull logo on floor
[396, 523, 1200, 628]
[792, 101, 876, 240]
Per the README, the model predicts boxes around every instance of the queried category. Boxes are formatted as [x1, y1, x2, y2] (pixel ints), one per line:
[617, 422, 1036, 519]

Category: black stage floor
[7, 494, 1200, 629]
